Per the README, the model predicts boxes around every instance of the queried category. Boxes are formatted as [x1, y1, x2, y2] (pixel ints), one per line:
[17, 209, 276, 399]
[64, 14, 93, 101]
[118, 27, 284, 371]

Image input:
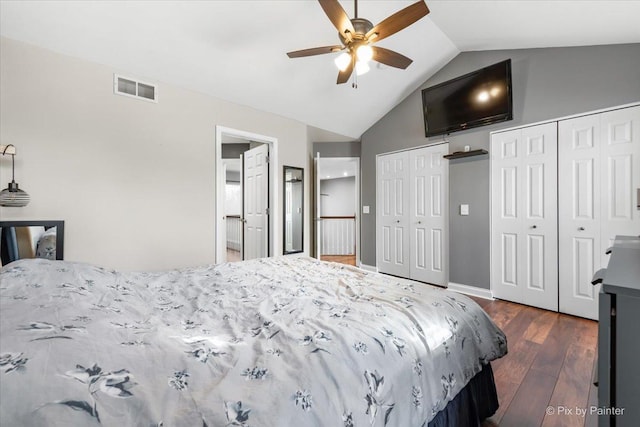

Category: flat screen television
[422, 59, 513, 137]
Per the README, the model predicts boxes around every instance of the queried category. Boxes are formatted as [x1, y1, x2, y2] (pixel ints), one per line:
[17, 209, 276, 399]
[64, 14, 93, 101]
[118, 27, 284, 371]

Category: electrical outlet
[460, 204, 469, 215]
[363, 205, 370, 214]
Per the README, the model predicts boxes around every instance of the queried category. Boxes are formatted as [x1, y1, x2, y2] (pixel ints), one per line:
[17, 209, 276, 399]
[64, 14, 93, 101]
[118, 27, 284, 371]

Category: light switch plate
[363, 205, 370, 214]
[460, 204, 469, 215]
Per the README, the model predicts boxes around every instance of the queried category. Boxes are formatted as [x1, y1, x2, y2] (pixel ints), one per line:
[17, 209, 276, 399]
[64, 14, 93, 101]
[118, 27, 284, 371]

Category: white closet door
[600, 106, 640, 254]
[377, 151, 410, 277]
[559, 106, 640, 319]
[492, 129, 522, 304]
[410, 145, 448, 286]
[491, 123, 558, 311]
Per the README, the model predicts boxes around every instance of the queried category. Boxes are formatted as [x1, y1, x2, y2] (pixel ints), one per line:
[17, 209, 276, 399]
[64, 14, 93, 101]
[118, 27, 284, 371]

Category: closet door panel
[559, 114, 601, 319]
[520, 123, 558, 311]
[600, 105, 640, 265]
[377, 152, 410, 276]
[492, 123, 557, 311]
[410, 145, 448, 285]
[491, 129, 524, 302]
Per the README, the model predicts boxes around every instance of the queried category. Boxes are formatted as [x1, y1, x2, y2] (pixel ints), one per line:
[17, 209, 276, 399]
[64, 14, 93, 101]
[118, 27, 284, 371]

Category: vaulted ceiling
[1, 1, 639, 139]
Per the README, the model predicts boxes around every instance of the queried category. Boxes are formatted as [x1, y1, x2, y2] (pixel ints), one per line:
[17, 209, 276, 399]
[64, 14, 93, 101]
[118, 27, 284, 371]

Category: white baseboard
[447, 282, 494, 300]
[359, 263, 378, 273]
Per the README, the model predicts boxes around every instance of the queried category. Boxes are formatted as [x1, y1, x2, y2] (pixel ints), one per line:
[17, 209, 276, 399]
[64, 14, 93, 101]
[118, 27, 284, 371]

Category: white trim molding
[359, 263, 378, 273]
[447, 282, 494, 300]
[215, 125, 279, 264]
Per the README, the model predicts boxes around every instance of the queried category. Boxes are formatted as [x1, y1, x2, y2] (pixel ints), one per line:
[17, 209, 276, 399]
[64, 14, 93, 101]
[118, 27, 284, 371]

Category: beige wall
[0, 37, 310, 271]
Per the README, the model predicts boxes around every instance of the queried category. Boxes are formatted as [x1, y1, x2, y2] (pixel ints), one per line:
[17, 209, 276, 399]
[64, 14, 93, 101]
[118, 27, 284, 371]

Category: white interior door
[243, 144, 269, 260]
[314, 152, 321, 258]
[559, 105, 640, 319]
[377, 151, 410, 277]
[491, 122, 558, 311]
[410, 144, 449, 286]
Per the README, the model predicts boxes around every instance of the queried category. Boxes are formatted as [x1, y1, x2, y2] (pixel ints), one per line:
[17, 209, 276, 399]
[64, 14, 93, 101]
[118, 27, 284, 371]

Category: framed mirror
[283, 166, 303, 255]
[0, 220, 65, 266]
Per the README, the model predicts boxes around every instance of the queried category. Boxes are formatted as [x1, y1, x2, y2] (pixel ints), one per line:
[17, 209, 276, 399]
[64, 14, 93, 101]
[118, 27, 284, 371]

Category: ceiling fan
[286, 0, 430, 86]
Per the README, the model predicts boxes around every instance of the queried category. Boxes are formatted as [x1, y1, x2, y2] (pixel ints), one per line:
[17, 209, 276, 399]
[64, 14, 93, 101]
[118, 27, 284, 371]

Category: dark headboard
[0, 220, 65, 266]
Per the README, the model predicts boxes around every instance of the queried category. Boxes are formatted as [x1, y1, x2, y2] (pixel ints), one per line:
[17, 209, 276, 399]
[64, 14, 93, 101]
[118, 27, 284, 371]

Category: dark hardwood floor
[321, 254, 357, 266]
[468, 296, 598, 427]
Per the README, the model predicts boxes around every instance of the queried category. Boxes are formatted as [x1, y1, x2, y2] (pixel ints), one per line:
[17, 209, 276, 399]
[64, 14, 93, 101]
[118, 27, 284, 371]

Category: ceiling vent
[114, 74, 157, 102]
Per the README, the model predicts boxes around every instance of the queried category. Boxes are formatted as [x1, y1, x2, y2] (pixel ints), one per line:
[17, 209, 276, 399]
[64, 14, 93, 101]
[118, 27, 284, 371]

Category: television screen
[422, 59, 513, 137]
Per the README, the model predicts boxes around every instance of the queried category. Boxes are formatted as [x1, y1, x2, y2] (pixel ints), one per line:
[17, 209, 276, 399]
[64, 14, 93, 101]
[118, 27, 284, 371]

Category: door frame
[315, 156, 361, 266]
[215, 126, 278, 263]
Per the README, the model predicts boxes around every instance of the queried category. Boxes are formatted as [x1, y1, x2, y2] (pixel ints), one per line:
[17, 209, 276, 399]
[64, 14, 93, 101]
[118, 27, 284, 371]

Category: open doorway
[216, 126, 278, 264]
[222, 157, 242, 261]
[221, 142, 269, 262]
[315, 157, 360, 266]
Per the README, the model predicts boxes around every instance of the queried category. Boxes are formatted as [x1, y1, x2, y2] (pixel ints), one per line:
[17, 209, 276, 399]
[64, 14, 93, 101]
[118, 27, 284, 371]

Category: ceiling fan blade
[287, 45, 343, 58]
[337, 56, 354, 84]
[366, 1, 429, 43]
[371, 46, 413, 69]
[318, 0, 355, 39]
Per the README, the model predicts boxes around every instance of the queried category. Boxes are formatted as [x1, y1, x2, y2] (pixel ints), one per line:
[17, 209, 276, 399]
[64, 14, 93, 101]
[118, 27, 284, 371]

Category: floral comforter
[0, 257, 506, 426]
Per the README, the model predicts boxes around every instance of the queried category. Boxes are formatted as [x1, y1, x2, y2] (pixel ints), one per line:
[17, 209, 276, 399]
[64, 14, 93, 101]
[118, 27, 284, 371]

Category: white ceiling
[320, 158, 359, 180]
[1, 1, 639, 139]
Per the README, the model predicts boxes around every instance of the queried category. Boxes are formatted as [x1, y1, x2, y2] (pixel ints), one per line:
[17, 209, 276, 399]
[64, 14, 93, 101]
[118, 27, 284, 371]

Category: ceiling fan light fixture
[286, 0, 430, 85]
[334, 52, 352, 71]
[356, 44, 373, 62]
[355, 60, 370, 76]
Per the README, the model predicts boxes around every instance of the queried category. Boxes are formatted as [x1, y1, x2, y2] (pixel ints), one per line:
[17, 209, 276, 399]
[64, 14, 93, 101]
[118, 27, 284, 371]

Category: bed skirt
[429, 363, 499, 427]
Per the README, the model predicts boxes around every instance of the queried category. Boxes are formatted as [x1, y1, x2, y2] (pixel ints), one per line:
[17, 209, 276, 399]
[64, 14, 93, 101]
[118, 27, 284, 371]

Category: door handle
[417, 221, 422, 224]
[396, 220, 400, 223]
[531, 225, 537, 229]
[578, 227, 585, 231]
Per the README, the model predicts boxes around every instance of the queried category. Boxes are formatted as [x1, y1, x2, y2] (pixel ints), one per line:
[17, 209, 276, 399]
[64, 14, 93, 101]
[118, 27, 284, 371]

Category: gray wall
[222, 143, 250, 159]
[313, 141, 361, 158]
[320, 177, 356, 217]
[361, 43, 640, 288]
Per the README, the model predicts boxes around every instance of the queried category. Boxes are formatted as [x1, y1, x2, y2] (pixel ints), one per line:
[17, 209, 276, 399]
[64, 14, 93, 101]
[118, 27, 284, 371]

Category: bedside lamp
[0, 144, 30, 207]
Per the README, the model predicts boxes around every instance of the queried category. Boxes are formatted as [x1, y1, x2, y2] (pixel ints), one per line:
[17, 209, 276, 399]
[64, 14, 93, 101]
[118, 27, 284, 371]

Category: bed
[0, 256, 507, 426]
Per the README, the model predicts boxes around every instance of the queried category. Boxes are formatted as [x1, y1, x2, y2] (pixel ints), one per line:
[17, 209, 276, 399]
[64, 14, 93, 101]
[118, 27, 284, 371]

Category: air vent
[114, 74, 157, 102]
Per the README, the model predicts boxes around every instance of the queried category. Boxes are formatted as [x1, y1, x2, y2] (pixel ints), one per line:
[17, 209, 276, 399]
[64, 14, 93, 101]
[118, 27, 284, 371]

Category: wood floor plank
[487, 376, 520, 424]
[529, 315, 576, 378]
[468, 296, 597, 427]
[568, 317, 598, 350]
[482, 299, 525, 331]
[472, 297, 492, 309]
[542, 343, 596, 427]
[499, 370, 557, 427]
[523, 310, 559, 344]
[493, 336, 541, 385]
[501, 305, 542, 339]
[584, 363, 599, 427]
[321, 255, 356, 266]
